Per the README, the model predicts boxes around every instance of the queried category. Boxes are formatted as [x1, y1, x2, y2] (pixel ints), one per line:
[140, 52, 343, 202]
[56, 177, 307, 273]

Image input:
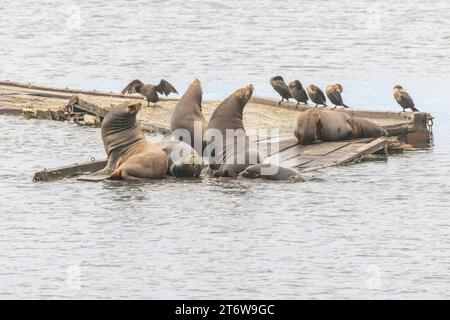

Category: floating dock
[0, 81, 434, 181]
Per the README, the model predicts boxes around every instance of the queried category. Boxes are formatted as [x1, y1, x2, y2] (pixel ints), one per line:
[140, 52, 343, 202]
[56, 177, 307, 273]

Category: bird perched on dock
[288, 80, 309, 106]
[326, 84, 349, 109]
[121, 79, 178, 107]
[307, 84, 327, 107]
[393, 85, 419, 112]
[270, 76, 291, 105]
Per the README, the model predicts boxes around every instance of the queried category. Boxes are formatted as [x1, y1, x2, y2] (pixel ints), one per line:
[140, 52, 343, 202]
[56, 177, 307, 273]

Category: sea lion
[348, 117, 387, 138]
[294, 109, 387, 144]
[170, 79, 208, 154]
[307, 84, 327, 107]
[393, 85, 419, 112]
[206, 84, 261, 177]
[95, 101, 168, 180]
[239, 164, 305, 182]
[294, 109, 353, 144]
[326, 84, 349, 109]
[155, 140, 203, 178]
[270, 76, 291, 105]
[288, 80, 309, 106]
[121, 79, 178, 107]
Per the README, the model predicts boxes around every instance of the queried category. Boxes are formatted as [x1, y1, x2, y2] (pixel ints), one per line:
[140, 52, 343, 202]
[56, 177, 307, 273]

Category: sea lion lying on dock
[348, 117, 387, 139]
[170, 79, 208, 154]
[88, 101, 168, 180]
[155, 140, 203, 178]
[239, 164, 305, 182]
[206, 84, 262, 177]
[294, 109, 387, 145]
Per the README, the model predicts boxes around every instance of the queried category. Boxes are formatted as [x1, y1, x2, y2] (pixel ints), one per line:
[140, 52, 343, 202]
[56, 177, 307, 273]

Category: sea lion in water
[270, 76, 291, 105]
[206, 84, 262, 177]
[307, 84, 327, 107]
[170, 79, 208, 154]
[121, 79, 178, 107]
[326, 84, 349, 109]
[95, 101, 168, 180]
[288, 80, 309, 106]
[393, 85, 419, 112]
[294, 109, 387, 144]
[239, 164, 305, 182]
[155, 140, 203, 178]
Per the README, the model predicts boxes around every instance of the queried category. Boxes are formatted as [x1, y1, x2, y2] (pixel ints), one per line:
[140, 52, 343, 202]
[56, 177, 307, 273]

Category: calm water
[1, 0, 450, 299]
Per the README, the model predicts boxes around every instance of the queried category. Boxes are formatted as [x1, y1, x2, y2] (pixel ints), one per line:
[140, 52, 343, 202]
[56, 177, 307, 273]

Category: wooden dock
[0, 81, 433, 181]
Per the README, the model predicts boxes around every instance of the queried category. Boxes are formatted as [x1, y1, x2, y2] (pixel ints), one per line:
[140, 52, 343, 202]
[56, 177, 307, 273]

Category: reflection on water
[1, 0, 450, 299]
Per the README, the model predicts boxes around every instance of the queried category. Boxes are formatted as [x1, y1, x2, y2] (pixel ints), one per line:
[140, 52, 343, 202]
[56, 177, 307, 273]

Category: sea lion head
[103, 100, 141, 129]
[181, 78, 203, 105]
[239, 163, 270, 179]
[101, 100, 143, 157]
[335, 84, 343, 93]
[234, 84, 254, 106]
[393, 85, 404, 91]
[295, 109, 322, 144]
[171, 154, 203, 178]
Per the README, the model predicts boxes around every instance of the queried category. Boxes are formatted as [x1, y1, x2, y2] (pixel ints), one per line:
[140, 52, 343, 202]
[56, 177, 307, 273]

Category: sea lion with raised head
[155, 140, 203, 178]
[206, 84, 262, 177]
[270, 76, 291, 105]
[326, 84, 349, 109]
[288, 80, 309, 106]
[393, 85, 419, 112]
[121, 79, 178, 107]
[170, 79, 208, 154]
[93, 101, 168, 180]
[307, 84, 327, 107]
[239, 164, 305, 182]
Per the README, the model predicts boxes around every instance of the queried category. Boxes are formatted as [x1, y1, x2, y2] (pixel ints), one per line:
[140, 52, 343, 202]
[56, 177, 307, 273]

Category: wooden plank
[301, 141, 351, 156]
[0, 80, 143, 99]
[33, 160, 108, 182]
[300, 137, 387, 172]
[71, 95, 111, 119]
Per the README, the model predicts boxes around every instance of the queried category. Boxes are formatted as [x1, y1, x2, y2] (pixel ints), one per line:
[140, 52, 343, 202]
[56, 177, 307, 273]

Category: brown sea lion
[393, 85, 419, 112]
[294, 109, 387, 145]
[94, 101, 168, 180]
[294, 109, 353, 144]
[155, 140, 203, 178]
[288, 80, 309, 106]
[121, 79, 178, 107]
[170, 79, 208, 154]
[239, 164, 305, 182]
[348, 117, 387, 138]
[326, 84, 349, 109]
[270, 76, 291, 105]
[206, 84, 261, 177]
[307, 84, 327, 107]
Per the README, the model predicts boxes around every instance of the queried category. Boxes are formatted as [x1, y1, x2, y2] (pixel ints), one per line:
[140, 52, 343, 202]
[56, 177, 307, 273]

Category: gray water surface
[1, 0, 450, 299]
